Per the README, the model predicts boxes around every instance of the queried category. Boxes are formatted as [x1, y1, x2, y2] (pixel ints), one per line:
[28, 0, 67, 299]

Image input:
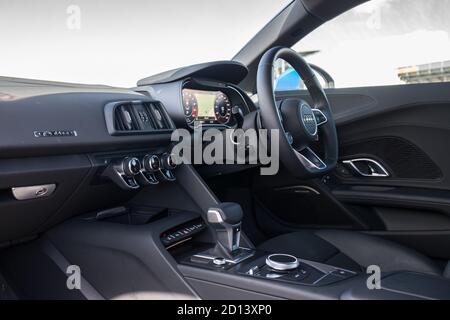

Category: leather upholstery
[258, 230, 442, 275]
[444, 261, 450, 278]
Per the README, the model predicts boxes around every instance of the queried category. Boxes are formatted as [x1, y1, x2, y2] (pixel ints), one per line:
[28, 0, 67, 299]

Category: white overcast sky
[0, 0, 291, 87]
[1, 0, 449, 88]
[294, 0, 450, 87]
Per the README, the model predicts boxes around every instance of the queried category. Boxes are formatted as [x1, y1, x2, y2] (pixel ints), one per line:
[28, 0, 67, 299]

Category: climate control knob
[161, 153, 177, 170]
[122, 157, 141, 176]
[143, 154, 160, 172]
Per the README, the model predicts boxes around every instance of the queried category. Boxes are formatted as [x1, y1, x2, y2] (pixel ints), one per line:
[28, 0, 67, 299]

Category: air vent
[114, 103, 140, 131]
[144, 102, 171, 130]
[105, 100, 173, 136]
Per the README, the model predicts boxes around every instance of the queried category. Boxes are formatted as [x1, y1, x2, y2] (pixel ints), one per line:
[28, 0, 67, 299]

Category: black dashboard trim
[137, 61, 248, 86]
[0, 89, 173, 158]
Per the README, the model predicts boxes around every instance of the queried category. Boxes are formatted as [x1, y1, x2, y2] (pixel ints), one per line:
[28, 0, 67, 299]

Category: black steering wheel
[257, 47, 338, 178]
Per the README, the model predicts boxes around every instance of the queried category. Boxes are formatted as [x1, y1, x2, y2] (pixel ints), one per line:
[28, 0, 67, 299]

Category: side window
[274, 60, 304, 91]
[275, 0, 450, 90]
[274, 59, 334, 91]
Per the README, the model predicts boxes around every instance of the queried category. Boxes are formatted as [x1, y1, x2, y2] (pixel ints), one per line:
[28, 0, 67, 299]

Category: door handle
[342, 158, 389, 177]
[11, 184, 56, 200]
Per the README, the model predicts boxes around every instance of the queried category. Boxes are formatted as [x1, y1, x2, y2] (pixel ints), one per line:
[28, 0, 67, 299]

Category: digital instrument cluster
[182, 89, 233, 126]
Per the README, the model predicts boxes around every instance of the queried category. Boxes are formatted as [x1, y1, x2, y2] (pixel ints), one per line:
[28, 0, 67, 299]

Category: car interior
[1, 0, 450, 300]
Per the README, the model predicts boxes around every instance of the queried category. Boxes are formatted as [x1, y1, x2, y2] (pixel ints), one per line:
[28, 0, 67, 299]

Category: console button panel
[161, 219, 206, 247]
[177, 248, 357, 287]
[240, 256, 356, 286]
[245, 262, 323, 285]
[97, 150, 178, 190]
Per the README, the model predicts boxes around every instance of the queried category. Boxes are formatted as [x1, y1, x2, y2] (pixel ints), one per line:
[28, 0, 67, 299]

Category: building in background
[398, 60, 450, 84]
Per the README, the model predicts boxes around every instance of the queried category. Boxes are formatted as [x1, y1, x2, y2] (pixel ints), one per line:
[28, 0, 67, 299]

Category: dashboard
[0, 61, 252, 245]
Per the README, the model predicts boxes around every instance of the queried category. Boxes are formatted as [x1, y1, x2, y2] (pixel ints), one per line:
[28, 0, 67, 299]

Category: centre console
[153, 168, 450, 300]
[160, 213, 450, 300]
[158, 201, 357, 292]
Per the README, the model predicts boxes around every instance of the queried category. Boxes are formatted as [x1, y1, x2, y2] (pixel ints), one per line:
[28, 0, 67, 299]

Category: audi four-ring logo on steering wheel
[300, 103, 317, 136]
[302, 114, 315, 124]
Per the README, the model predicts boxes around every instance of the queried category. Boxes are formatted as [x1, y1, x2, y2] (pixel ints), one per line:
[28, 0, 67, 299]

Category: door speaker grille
[341, 136, 442, 180]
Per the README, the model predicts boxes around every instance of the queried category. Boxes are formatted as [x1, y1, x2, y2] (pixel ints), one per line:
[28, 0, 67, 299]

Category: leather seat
[258, 230, 442, 275]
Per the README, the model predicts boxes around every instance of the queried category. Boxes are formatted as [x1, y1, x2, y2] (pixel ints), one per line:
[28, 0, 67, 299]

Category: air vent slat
[156, 102, 170, 129]
[114, 104, 139, 131]
[147, 102, 171, 130]
[143, 103, 158, 129]
[126, 104, 141, 130]
[114, 107, 127, 131]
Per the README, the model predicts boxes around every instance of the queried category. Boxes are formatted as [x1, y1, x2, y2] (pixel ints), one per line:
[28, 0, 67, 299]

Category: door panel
[266, 82, 450, 259]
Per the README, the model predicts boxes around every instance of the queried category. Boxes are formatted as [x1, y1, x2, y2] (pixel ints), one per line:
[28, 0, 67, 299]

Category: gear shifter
[191, 202, 254, 265]
[207, 202, 243, 257]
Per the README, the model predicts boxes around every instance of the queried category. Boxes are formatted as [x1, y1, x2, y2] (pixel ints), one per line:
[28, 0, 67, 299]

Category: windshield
[0, 0, 291, 87]
[292, 0, 450, 88]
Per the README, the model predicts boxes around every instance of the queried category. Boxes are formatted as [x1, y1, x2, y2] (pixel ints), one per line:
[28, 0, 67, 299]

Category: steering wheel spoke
[285, 131, 294, 146]
[294, 147, 327, 170]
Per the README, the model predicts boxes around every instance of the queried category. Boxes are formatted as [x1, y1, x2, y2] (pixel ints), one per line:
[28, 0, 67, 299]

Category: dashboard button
[143, 154, 160, 172]
[161, 153, 177, 170]
[213, 257, 226, 266]
[123, 157, 141, 176]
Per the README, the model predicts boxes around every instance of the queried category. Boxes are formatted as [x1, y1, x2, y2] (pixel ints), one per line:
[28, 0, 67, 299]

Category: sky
[2, 0, 448, 89]
[0, 0, 291, 87]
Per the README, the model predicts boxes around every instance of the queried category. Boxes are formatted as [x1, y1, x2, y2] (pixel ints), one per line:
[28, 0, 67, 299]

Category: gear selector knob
[207, 202, 243, 254]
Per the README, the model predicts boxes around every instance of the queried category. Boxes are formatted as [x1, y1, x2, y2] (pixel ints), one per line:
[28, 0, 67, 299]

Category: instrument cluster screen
[182, 89, 232, 125]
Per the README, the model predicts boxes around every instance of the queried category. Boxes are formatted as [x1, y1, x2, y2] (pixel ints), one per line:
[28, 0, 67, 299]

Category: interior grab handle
[342, 158, 389, 177]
